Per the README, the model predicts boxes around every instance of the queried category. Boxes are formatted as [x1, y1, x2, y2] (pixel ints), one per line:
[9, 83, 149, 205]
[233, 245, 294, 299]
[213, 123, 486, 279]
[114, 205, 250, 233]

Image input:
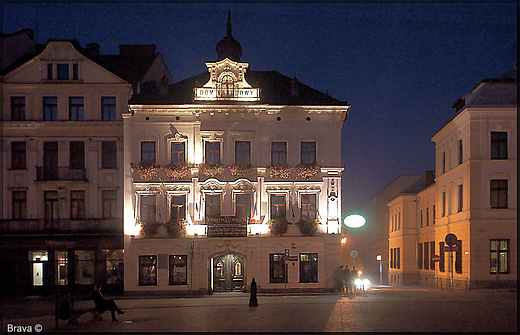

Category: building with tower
[122, 12, 350, 294]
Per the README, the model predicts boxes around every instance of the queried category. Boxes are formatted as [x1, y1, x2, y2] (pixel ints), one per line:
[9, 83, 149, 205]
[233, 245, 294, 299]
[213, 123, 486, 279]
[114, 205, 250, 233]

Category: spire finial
[227, 9, 232, 36]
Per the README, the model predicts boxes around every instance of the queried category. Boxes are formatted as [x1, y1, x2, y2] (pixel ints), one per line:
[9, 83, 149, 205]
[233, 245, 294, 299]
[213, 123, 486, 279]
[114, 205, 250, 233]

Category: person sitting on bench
[91, 284, 125, 321]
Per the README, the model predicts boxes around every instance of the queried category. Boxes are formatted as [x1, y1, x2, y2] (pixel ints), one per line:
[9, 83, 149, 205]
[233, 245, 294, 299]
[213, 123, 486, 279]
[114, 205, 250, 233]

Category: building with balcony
[123, 14, 350, 294]
[1, 38, 135, 296]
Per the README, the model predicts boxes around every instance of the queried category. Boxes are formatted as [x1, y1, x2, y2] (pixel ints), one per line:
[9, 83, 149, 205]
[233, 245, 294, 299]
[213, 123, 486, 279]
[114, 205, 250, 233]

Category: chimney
[86, 43, 100, 56]
[425, 170, 434, 187]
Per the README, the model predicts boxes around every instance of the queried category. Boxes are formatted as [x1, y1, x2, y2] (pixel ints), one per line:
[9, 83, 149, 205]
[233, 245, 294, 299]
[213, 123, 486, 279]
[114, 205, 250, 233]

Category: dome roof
[216, 10, 242, 62]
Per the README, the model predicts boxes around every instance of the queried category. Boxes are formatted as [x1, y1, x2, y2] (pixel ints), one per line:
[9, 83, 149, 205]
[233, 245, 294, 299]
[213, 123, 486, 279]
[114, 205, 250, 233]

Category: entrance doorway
[212, 254, 244, 292]
[33, 263, 43, 286]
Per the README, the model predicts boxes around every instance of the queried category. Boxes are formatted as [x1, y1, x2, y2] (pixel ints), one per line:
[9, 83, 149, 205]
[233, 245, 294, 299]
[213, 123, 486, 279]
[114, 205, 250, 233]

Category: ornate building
[123, 14, 350, 293]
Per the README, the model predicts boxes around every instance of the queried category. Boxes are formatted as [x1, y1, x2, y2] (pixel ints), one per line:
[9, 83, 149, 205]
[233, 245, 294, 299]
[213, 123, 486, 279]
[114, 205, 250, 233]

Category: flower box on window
[163, 164, 189, 180]
[267, 165, 293, 179]
[229, 164, 252, 176]
[294, 164, 320, 180]
[267, 218, 288, 236]
[134, 163, 160, 181]
[201, 164, 225, 178]
[296, 219, 319, 236]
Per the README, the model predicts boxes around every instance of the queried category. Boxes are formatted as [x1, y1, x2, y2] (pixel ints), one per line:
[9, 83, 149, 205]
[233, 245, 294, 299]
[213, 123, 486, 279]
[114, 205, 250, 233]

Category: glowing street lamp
[343, 214, 366, 228]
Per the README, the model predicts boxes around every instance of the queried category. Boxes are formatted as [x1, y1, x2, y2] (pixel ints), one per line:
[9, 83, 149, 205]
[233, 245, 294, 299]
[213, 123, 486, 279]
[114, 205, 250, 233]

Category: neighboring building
[123, 14, 350, 294]
[1, 28, 37, 71]
[359, 173, 433, 285]
[1, 39, 133, 296]
[365, 68, 517, 290]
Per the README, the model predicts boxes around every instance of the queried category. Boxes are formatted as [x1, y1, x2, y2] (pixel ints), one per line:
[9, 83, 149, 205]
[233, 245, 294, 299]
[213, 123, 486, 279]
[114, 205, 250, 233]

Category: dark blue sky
[3, 2, 517, 215]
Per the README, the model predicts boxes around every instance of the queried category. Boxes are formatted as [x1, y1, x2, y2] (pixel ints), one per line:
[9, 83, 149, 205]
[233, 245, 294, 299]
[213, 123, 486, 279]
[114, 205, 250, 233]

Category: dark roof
[93, 53, 159, 87]
[130, 70, 349, 106]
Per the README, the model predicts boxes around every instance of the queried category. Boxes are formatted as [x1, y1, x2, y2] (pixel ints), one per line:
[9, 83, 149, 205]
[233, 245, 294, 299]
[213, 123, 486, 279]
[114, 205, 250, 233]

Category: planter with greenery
[294, 164, 320, 180]
[296, 218, 319, 236]
[229, 164, 252, 176]
[138, 221, 160, 237]
[163, 164, 189, 180]
[267, 165, 293, 179]
[134, 163, 160, 181]
[163, 219, 187, 237]
[200, 164, 225, 178]
[267, 218, 288, 236]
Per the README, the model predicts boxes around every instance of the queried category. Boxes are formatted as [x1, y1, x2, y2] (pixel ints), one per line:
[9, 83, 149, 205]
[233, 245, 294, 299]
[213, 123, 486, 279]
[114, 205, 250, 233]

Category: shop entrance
[211, 254, 244, 292]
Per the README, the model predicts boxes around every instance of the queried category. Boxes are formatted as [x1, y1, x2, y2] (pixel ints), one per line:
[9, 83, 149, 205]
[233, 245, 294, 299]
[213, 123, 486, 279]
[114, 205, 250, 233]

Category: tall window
[271, 142, 287, 165]
[458, 139, 463, 164]
[140, 195, 156, 222]
[57, 64, 69, 80]
[269, 253, 286, 283]
[235, 194, 251, 219]
[424, 242, 430, 270]
[101, 97, 116, 121]
[457, 184, 463, 213]
[442, 151, 446, 174]
[11, 96, 25, 121]
[490, 239, 510, 274]
[171, 142, 185, 165]
[12, 191, 27, 219]
[270, 194, 286, 220]
[441, 192, 446, 217]
[101, 141, 117, 169]
[301, 141, 316, 165]
[43, 97, 58, 121]
[44, 191, 59, 228]
[43, 142, 59, 179]
[430, 241, 436, 270]
[426, 208, 430, 226]
[417, 244, 423, 269]
[432, 205, 436, 225]
[139, 255, 157, 286]
[102, 190, 117, 219]
[11, 142, 26, 170]
[170, 195, 186, 220]
[299, 253, 318, 283]
[235, 141, 251, 165]
[301, 194, 316, 220]
[69, 141, 85, 170]
[455, 240, 462, 274]
[205, 194, 221, 218]
[141, 141, 156, 164]
[70, 190, 86, 219]
[205, 141, 220, 164]
[69, 97, 84, 121]
[169, 255, 187, 285]
[396, 248, 400, 269]
[72, 64, 79, 80]
[490, 179, 508, 209]
[47, 64, 53, 80]
[439, 242, 445, 272]
[491, 132, 507, 159]
[420, 210, 423, 228]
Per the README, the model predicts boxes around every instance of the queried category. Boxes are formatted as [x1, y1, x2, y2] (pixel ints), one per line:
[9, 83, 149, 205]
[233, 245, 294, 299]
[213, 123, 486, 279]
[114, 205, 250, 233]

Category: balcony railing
[1, 218, 123, 235]
[36, 166, 87, 181]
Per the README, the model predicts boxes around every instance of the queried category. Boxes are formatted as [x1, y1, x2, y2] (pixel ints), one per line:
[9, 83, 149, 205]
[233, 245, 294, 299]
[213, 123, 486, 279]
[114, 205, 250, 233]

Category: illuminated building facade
[365, 69, 517, 290]
[123, 15, 350, 293]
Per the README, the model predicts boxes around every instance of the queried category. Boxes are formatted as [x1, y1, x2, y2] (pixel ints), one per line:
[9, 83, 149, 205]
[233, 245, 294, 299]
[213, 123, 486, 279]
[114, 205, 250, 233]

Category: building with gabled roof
[122, 13, 350, 294]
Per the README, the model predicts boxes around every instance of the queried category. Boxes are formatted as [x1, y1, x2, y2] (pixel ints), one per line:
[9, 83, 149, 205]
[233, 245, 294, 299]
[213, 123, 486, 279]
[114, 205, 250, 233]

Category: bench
[58, 297, 108, 325]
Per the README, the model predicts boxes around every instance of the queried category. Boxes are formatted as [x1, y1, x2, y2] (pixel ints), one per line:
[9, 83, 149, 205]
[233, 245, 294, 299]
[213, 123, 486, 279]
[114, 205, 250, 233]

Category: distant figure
[249, 278, 258, 307]
[343, 265, 351, 293]
[350, 266, 358, 292]
[333, 266, 343, 293]
[91, 285, 125, 321]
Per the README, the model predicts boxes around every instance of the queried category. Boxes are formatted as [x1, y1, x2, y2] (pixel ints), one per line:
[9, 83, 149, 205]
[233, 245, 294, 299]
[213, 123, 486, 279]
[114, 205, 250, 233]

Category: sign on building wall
[207, 216, 247, 237]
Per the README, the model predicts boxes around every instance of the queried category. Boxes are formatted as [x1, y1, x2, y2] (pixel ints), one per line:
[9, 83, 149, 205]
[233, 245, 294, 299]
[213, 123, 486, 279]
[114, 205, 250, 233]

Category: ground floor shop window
[490, 239, 509, 274]
[56, 251, 68, 285]
[169, 255, 187, 285]
[106, 250, 124, 288]
[75, 250, 94, 285]
[299, 253, 318, 283]
[269, 253, 286, 283]
[139, 255, 157, 286]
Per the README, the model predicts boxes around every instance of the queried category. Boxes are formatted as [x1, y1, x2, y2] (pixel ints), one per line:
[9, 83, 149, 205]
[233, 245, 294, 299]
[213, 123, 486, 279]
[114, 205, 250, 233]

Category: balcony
[1, 218, 123, 235]
[36, 166, 87, 181]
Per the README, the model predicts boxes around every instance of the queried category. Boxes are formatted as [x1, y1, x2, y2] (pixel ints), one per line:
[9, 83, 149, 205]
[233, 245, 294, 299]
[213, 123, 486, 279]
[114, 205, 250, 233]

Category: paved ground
[3, 285, 517, 332]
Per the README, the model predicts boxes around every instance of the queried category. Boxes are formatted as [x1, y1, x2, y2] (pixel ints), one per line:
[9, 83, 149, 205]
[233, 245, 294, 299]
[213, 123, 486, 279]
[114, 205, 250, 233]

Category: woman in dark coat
[249, 278, 258, 307]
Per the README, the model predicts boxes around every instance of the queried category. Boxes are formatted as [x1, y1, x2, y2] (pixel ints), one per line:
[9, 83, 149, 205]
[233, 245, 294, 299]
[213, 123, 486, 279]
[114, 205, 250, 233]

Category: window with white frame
[490, 239, 510, 274]
[140, 195, 156, 223]
[170, 142, 185, 165]
[205, 141, 220, 164]
[301, 194, 316, 221]
[235, 194, 251, 219]
[270, 194, 286, 220]
[141, 141, 156, 165]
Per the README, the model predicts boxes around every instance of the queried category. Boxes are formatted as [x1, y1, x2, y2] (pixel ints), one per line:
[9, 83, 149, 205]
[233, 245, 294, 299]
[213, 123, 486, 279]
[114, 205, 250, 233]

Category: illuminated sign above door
[194, 58, 260, 102]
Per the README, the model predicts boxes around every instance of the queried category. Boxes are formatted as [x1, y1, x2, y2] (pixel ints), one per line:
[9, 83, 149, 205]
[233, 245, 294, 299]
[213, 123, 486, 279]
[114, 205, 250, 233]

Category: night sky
[3, 2, 517, 215]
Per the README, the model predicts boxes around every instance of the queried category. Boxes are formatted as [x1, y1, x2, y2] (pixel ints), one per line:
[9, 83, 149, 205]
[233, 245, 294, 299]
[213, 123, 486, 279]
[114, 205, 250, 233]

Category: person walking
[91, 284, 125, 321]
[343, 265, 351, 293]
[249, 278, 258, 307]
[350, 266, 358, 292]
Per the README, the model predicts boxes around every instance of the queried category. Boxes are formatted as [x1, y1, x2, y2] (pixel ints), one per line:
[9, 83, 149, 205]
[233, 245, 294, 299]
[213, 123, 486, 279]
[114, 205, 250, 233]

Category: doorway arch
[211, 254, 245, 292]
